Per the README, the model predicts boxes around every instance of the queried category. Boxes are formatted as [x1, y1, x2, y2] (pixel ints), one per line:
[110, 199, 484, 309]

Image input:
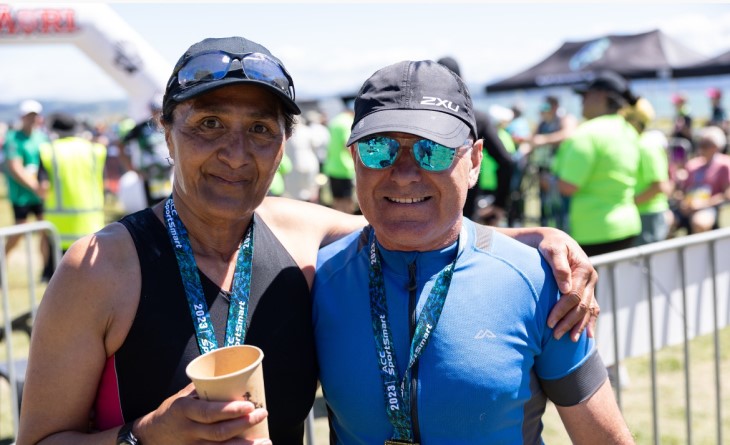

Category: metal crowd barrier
[0, 221, 61, 437]
[591, 227, 730, 445]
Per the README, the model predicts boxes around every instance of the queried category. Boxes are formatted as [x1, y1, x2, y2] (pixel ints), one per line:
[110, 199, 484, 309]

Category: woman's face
[164, 84, 287, 222]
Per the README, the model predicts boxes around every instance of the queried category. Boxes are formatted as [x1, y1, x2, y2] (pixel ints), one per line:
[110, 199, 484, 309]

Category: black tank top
[102, 209, 316, 444]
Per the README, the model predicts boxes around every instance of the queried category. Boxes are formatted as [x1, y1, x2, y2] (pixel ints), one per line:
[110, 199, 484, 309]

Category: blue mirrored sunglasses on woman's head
[175, 51, 295, 100]
[356, 135, 473, 172]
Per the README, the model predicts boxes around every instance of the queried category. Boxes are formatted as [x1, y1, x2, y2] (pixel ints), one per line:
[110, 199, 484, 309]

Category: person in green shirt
[322, 108, 356, 213]
[622, 97, 673, 245]
[268, 151, 292, 197]
[554, 71, 641, 256]
[2, 100, 52, 277]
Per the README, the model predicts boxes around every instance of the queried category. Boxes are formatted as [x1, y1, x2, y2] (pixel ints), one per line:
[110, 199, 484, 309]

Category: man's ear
[468, 139, 483, 188]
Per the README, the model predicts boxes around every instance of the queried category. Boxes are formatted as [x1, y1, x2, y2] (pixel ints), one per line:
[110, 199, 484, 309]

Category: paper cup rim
[186, 344, 264, 381]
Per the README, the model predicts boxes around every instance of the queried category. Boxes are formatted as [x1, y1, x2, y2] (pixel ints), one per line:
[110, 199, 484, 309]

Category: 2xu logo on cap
[420, 96, 460, 112]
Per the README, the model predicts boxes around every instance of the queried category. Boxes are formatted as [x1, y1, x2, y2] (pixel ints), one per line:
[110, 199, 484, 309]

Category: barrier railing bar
[644, 256, 659, 445]
[0, 234, 20, 436]
[0, 221, 61, 436]
[678, 247, 692, 445]
[608, 264, 621, 409]
[709, 241, 722, 445]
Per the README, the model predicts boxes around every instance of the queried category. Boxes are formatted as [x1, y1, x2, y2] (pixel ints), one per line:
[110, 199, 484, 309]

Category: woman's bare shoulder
[40, 222, 142, 352]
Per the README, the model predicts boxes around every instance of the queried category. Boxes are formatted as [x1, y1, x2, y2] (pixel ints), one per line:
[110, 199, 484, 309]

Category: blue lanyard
[367, 230, 457, 443]
[163, 197, 254, 354]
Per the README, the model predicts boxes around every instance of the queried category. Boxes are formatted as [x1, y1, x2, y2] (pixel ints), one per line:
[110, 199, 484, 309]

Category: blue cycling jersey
[313, 219, 606, 445]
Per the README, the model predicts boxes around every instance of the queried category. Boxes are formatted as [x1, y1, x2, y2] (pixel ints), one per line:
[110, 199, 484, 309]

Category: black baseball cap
[164, 36, 300, 114]
[347, 60, 477, 148]
[49, 112, 77, 133]
[574, 70, 637, 104]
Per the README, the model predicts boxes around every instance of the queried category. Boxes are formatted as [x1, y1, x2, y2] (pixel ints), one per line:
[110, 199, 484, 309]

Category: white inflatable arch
[0, 2, 169, 120]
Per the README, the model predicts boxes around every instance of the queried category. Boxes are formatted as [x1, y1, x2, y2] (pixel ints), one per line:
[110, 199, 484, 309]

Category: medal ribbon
[368, 230, 457, 443]
[164, 197, 254, 354]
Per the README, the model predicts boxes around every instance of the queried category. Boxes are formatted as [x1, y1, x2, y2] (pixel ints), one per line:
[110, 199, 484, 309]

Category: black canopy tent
[485, 29, 708, 93]
[672, 49, 730, 78]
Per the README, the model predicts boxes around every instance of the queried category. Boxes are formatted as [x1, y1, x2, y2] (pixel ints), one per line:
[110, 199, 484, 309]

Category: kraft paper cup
[186, 345, 269, 439]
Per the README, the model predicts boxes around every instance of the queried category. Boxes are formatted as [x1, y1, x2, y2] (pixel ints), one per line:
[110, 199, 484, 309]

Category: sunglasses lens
[178, 53, 232, 87]
[242, 53, 292, 98]
[358, 136, 400, 169]
[413, 139, 456, 171]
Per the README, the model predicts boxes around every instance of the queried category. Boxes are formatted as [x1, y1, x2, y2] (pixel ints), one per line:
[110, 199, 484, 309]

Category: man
[554, 71, 641, 256]
[19, 37, 599, 445]
[38, 113, 107, 253]
[2, 100, 51, 277]
[313, 60, 632, 444]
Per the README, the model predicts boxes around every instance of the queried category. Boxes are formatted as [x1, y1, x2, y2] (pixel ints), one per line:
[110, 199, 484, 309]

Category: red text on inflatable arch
[0, 5, 77, 35]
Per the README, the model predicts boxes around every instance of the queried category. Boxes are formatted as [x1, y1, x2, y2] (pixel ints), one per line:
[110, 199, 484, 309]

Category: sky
[2, 1, 730, 105]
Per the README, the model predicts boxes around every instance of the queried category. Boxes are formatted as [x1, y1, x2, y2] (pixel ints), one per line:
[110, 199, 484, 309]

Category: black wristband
[117, 421, 141, 445]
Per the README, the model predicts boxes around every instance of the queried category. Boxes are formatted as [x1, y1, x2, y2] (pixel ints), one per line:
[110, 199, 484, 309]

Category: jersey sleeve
[535, 329, 607, 406]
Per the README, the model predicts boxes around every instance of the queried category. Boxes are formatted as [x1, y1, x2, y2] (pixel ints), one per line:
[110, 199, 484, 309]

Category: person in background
[268, 150, 292, 197]
[118, 94, 173, 207]
[436, 56, 515, 222]
[554, 70, 641, 256]
[38, 113, 107, 257]
[305, 109, 330, 167]
[2, 100, 51, 280]
[18, 36, 602, 445]
[284, 115, 321, 202]
[529, 95, 577, 231]
[313, 59, 632, 445]
[0, 121, 8, 165]
[672, 126, 730, 234]
[476, 104, 516, 225]
[323, 105, 356, 213]
[622, 98, 673, 245]
[505, 102, 531, 149]
[671, 92, 694, 146]
[707, 87, 728, 134]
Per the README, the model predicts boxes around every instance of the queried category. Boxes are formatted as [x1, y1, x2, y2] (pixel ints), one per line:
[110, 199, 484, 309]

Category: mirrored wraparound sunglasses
[174, 51, 295, 101]
[356, 135, 473, 172]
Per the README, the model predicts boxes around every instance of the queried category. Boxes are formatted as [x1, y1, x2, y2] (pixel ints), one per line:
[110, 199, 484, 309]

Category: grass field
[1, 180, 728, 443]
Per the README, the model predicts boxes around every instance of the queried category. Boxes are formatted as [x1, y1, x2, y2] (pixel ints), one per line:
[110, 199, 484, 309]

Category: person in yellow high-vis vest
[39, 113, 107, 256]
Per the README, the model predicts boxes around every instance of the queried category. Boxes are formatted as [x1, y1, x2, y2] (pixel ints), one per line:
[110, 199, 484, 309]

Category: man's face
[21, 113, 39, 132]
[351, 131, 481, 252]
[165, 84, 286, 221]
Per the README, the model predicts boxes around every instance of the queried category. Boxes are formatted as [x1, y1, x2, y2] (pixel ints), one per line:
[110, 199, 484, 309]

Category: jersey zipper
[407, 261, 421, 443]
